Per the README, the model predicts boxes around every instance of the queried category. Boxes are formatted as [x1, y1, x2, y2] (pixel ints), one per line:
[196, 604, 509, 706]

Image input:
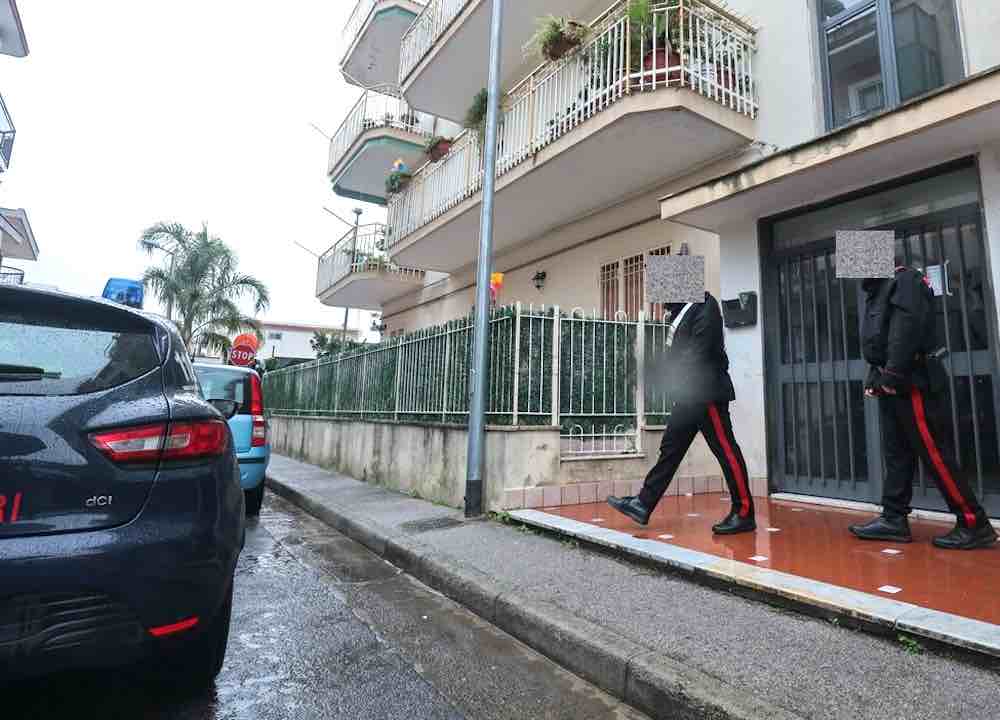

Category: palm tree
[139, 222, 270, 357]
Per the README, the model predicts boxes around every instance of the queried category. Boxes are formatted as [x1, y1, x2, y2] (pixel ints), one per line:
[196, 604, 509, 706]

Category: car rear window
[0, 302, 161, 396]
[195, 368, 250, 413]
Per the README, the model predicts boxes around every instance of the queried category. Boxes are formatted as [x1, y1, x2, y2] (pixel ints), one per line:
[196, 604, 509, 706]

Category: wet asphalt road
[5, 493, 647, 720]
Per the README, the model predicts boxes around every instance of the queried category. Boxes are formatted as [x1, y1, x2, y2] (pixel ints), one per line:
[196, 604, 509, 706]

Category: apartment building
[0, 0, 34, 288]
[294, 0, 1000, 516]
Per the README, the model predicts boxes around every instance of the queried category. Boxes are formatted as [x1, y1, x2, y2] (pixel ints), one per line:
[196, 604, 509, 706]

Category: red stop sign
[230, 344, 256, 367]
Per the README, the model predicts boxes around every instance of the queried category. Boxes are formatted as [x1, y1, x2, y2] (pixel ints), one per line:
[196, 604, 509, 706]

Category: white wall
[717, 221, 768, 482]
[385, 218, 720, 332]
[957, 0, 1000, 75]
[978, 143, 1000, 374]
[260, 325, 359, 359]
[729, 0, 825, 149]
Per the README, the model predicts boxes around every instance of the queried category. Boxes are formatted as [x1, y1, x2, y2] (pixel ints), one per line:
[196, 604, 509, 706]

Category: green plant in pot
[424, 135, 454, 163]
[385, 158, 412, 195]
[628, 0, 681, 83]
[464, 88, 496, 145]
[525, 15, 590, 63]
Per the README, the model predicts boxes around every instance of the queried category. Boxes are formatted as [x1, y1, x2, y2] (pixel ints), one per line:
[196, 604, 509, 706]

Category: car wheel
[166, 580, 233, 688]
[245, 483, 265, 517]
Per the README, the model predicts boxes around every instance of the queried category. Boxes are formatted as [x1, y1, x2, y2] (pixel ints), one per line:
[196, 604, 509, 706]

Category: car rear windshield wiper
[0, 364, 62, 381]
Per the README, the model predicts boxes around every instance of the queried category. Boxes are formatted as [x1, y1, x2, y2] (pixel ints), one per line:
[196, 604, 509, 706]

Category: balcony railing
[0, 95, 15, 171]
[388, 0, 757, 248]
[317, 223, 425, 297]
[0, 265, 24, 286]
[399, 0, 468, 83]
[329, 88, 437, 175]
[344, 0, 426, 48]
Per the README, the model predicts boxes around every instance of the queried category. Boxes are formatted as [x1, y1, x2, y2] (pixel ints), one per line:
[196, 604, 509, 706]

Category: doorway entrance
[762, 162, 1000, 516]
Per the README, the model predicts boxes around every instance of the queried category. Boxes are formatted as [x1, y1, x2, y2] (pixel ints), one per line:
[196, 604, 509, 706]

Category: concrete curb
[511, 509, 1000, 660]
[267, 476, 804, 720]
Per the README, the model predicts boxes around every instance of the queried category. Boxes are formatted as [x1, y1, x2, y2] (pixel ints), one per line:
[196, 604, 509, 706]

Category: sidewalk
[267, 455, 1000, 720]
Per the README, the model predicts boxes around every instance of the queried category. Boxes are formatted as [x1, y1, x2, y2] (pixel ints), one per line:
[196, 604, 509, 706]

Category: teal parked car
[194, 364, 270, 516]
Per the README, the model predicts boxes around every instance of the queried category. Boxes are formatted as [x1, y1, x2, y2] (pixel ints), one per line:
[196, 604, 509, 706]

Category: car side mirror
[209, 399, 239, 420]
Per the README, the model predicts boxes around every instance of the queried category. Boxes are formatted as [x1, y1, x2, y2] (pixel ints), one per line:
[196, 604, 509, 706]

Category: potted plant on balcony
[424, 135, 454, 163]
[385, 158, 412, 195]
[524, 15, 590, 63]
[628, 0, 681, 84]
[465, 88, 490, 141]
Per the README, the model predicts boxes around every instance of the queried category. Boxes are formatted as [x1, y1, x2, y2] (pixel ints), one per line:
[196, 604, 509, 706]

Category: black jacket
[663, 293, 736, 405]
[861, 267, 937, 386]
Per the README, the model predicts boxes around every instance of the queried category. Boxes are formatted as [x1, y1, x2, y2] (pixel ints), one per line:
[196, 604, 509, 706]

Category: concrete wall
[716, 221, 769, 484]
[269, 415, 561, 511]
[977, 143, 1000, 375]
[269, 416, 766, 512]
[729, 0, 825, 149]
[957, 0, 1000, 75]
[385, 218, 720, 333]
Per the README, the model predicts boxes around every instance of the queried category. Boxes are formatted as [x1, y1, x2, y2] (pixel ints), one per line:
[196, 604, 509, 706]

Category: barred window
[599, 245, 671, 321]
[599, 261, 619, 319]
[623, 254, 644, 320]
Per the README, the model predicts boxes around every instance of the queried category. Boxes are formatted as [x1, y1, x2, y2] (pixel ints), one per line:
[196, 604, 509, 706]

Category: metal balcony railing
[0, 265, 24, 286]
[343, 0, 426, 49]
[328, 88, 437, 175]
[0, 95, 15, 171]
[399, 0, 468, 84]
[388, 0, 757, 248]
[316, 223, 425, 298]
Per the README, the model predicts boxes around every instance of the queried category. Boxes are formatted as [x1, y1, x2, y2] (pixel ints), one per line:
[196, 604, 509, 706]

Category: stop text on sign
[230, 344, 256, 367]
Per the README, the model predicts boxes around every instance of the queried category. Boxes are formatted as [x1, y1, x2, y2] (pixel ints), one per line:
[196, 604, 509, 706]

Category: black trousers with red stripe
[638, 402, 754, 518]
[880, 387, 988, 528]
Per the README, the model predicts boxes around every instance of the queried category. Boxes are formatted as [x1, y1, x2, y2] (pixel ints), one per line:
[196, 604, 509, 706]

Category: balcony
[0, 95, 15, 171]
[0, 207, 37, 262]
[399, 0, 609, 122]
[316, 223, 427, 311]
[328, 89, 444, 206]
[387, 0, 757, 272]
[342, 0, 426, 89]
[0, 265, 23, 285]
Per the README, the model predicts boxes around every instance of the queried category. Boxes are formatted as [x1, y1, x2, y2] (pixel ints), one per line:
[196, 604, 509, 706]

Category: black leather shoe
[712, 511, 756, 535]
[849, 515, 912, 543]
[606, 495, 651, 526]
[932, 521, 998, 550]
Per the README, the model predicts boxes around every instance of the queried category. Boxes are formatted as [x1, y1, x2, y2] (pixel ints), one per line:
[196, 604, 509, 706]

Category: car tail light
[89, 424, 166, 463]
[91, 420, 228, 464]
[250, 372, 267, 447]
[162, 420, 229, 460]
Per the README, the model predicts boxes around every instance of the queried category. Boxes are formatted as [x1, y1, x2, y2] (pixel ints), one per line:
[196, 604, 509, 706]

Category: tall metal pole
[343, 208, 362, 339]
[465, 0, 504, 518]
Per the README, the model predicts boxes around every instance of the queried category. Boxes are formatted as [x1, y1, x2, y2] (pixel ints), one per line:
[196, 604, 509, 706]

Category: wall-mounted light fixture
[532, 271, 547, 292]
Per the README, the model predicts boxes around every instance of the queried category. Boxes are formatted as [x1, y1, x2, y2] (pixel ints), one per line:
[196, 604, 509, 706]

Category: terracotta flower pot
[642, 48, 682, 84]
[428, 139, 453, 163]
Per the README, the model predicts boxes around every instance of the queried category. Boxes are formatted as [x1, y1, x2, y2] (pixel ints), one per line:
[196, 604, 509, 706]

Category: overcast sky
[2, 1, 381, 333]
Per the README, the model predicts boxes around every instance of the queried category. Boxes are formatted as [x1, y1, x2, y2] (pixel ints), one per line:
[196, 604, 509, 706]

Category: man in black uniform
[850, 267, 997, 550]
[607, 292, 755, 535]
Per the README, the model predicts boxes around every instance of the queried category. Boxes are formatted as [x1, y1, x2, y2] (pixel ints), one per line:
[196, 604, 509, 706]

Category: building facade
[0, 0, 35, 288]
[284, 0, 1000, 516]
[259, 321, 363, 363]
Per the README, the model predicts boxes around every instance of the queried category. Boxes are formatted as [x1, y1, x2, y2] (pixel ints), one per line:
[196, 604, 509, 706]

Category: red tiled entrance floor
[546, 494, 1000, 626]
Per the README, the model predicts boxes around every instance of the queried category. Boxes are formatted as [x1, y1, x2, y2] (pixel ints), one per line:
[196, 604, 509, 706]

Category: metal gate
[764, 204, 1000, 516]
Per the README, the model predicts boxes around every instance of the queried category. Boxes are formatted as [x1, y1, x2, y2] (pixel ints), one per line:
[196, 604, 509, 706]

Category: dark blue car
[0, 285, 244, 683]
